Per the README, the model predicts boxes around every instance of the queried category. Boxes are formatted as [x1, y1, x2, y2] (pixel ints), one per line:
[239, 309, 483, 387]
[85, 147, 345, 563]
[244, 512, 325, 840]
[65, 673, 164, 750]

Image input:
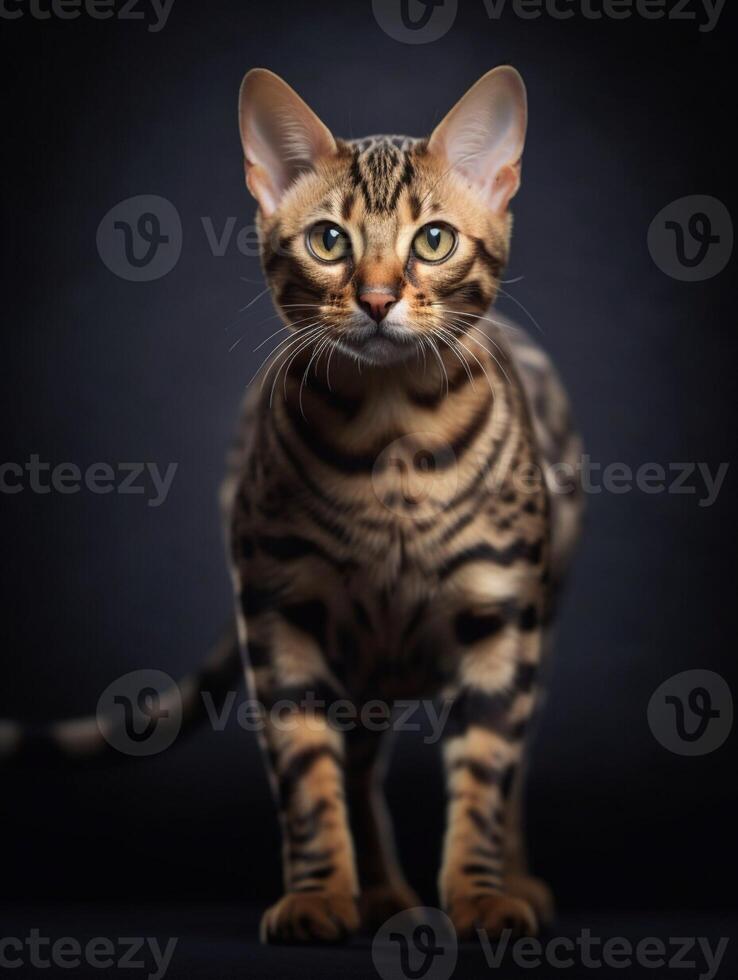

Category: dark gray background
[2, 0, 736, 925]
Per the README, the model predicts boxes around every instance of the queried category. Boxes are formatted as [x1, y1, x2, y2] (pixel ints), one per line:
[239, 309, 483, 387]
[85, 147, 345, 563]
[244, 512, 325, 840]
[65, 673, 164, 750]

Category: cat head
[238, 67, 527, 367]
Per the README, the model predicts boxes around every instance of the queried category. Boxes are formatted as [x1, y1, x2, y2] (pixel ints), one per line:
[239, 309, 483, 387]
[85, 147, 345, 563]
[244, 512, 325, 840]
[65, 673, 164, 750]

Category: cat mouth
[344, 319, 415, 352]
[340, 322, 417, 366]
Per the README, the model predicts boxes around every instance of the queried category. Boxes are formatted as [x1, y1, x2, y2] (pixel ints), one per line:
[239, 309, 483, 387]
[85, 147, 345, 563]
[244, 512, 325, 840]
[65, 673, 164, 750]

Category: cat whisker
[279, 304, 326, 310]
[432, 306, 513, 368]
[441, 323, 501, 396]
[494, 286, 546, 336]
[436, 324, 499, 402]
[266, 326, 323, 406]
[254, 324, 322, 393]
[238, 285, 272, 312]
[432, 326, 476, 389]
[432, 305, 511, 333]
[444, 319, 512, 388]
[299, 332, 332, 420]
[416, 336, 429, 375]
[324, 337, 340, 391]
[253, 322, 323, 382]
[253, 314, 321, 352]
[283, 329, 327, 406]
[425, 334, 450, 395]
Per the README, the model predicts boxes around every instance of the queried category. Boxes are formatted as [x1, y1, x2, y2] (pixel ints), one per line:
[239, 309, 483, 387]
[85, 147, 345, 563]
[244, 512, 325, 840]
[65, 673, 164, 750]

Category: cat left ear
[238, 69, 337, 217]
[428, 66, 528, 215]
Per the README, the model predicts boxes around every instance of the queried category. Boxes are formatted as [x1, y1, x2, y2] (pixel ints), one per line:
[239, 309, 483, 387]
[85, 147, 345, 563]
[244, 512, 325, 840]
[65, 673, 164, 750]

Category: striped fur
[226, 68, 584, 944]
[1, 69, 584, 947]
[0, 625, 241, 766]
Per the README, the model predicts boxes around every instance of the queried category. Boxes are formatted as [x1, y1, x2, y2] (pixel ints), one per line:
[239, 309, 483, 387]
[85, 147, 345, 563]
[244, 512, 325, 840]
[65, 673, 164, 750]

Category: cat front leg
[438, 596, 543, 940]
[239, 606, 360, 944]
[259, 692, 360, 942]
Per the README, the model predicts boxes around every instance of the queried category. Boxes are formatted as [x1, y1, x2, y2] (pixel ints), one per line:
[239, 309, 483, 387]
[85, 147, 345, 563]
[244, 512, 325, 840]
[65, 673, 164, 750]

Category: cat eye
[306, 221, 351, 262]
[412, 223, 457, 263]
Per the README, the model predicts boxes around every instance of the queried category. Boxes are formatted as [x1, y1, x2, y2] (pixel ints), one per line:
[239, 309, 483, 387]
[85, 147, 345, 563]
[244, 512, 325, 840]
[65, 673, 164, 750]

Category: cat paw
[447, 893, 538, 941]
[260, 891, 360, 944]
[359, 882, 422, 932]
[505, 873, 555, 925]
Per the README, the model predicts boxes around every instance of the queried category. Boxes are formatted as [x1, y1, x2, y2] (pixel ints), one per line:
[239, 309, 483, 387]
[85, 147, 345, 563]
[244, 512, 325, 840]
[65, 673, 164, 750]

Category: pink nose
[359, 290, 397, 324]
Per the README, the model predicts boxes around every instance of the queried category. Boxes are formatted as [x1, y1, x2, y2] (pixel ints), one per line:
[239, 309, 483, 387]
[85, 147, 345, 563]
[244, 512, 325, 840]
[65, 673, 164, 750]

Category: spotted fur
[0, 68, 584, 947]
[224, 68, 584, 943]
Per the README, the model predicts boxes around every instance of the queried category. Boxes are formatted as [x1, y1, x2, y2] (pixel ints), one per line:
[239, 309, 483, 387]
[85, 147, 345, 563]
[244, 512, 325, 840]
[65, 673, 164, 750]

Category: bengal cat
[221, 66, 583, 944]
[1, 65, 583, 947]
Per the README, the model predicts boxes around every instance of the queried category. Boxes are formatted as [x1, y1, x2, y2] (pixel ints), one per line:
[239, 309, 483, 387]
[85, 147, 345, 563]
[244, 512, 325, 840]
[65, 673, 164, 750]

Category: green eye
[307, 222, 351, 262]
[412, 223, 457, 262]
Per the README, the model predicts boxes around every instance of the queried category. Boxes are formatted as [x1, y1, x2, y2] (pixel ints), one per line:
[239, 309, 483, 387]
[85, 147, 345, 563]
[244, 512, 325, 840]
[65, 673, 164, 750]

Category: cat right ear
[238, 69, 337, 217]
[428, 66, 528, 215]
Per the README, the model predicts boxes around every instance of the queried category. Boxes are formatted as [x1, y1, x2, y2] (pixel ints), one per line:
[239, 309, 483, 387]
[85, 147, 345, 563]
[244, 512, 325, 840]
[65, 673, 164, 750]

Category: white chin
[351, 334, 417, 366]
[340, 319, 418, 366]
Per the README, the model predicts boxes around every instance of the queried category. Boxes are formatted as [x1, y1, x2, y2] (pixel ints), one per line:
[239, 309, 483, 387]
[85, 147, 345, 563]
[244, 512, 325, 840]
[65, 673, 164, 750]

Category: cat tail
[0, 620, 241, 767]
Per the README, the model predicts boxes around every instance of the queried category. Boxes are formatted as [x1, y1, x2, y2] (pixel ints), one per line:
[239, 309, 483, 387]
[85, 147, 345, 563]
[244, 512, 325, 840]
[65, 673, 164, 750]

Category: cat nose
[359, 290, 397, 324]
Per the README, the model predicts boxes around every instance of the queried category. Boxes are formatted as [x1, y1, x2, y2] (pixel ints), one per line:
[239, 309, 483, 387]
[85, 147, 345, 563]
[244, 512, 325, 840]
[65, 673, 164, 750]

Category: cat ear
[238, 69, 337, 217]
[428, 66, 528, 215]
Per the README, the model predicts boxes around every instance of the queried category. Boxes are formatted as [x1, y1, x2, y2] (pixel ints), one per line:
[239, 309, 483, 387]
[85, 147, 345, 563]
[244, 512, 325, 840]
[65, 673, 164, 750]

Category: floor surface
[1, 904, 734, 979]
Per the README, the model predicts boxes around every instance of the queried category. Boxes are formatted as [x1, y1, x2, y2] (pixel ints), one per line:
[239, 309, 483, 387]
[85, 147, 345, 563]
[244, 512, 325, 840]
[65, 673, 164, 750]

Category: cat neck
[274, 336, 510, 434]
